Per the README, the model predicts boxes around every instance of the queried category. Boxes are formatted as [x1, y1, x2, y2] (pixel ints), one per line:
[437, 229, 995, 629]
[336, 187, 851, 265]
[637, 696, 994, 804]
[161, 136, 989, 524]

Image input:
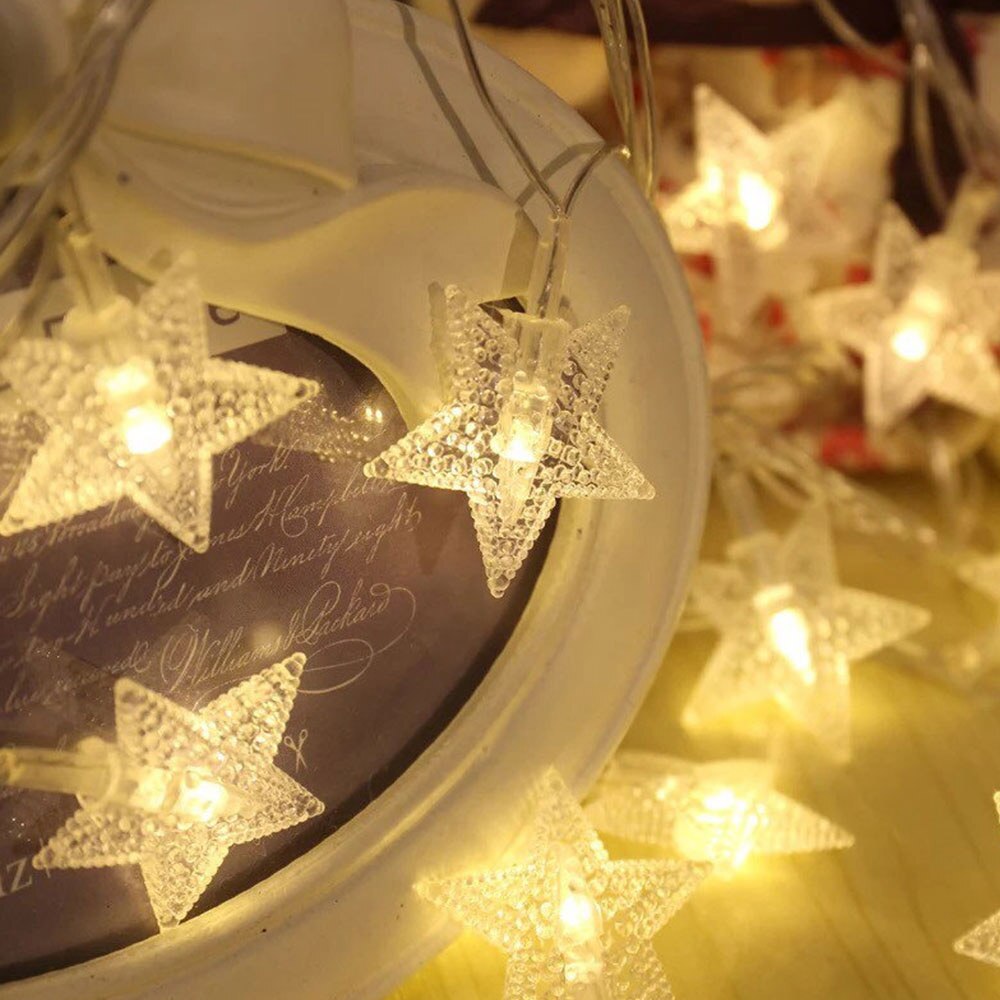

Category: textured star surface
[417, 769, 707, 1000]
[364, 286, 653, 597]
[34, 653, 323, 929]
[663, 85, 846, 334]
[0, 254, 317, 551]
[955, 793, 1000, 966]
[682, 503, 930, 760]
[811, 203, 1000, 429]
[586, 751, 853, 875]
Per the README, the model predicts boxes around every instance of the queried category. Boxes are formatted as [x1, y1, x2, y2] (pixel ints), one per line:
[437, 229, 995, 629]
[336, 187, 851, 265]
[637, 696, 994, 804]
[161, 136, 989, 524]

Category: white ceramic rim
[0, 2, 709, 997]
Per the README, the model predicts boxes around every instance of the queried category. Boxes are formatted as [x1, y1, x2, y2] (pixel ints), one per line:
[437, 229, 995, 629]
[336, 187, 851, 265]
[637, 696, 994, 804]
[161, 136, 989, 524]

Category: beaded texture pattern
[364, 286, 654, 597]
[955, 793, 1000, 967]
[417, 769, 707, 1000]
[34, 653, 323, 930]
[682, 504, 930, 761]
[663, 85, 846, 335]
[810, 203, 1000, 429]
[586, 751, 854, 875]
[0, 254, 318, 551]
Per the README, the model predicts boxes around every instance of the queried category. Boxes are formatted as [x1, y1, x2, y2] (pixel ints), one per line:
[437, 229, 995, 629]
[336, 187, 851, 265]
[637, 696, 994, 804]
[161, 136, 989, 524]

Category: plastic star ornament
[663, 85, 846, 334]
[0, 652, 323, 930]
[364, 286, 654, 597]
[955, 792, 1000, 967]
[957, 553, 1000, 606]
[0, 248, 317, 550]
[417, 769, 707, 999]
[586, 751, 853, 876]
[682, 503, 930, 760]
[810, 202, 1000, 430]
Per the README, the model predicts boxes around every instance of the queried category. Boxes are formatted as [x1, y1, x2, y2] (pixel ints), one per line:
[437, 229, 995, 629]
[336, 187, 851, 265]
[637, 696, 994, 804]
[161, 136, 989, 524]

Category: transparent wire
[591, 0, 659, 200]
[444, 0, 630, 316]
[812, 0, 1000, 216]
[0, 0, 154, 286]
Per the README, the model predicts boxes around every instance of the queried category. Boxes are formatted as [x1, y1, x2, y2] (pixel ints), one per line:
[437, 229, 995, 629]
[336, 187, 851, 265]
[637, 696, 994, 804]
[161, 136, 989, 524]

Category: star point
[417, 769, 706, 999]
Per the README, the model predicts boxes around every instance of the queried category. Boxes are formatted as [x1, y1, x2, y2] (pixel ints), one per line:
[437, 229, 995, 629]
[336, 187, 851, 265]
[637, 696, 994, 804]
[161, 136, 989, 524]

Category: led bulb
[96, 361, 153, 398]
[673, 782, 765, 872]
[890, 324, 931, 362]
[767, 605, 816, 685]
[738, 171, 779, 232]
[122, 403, 173, 455]
[553, 845, 606, 985]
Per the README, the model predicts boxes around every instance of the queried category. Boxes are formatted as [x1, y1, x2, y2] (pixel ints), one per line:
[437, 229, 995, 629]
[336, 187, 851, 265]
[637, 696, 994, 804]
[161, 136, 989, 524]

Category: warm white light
[890, 324, 931, 362]
[767, 606, 816, 685]
[738, 171, 778, 232]
[122, 404, 173, 455]
[495, 418, 544, 463]
[97, 362, 152, 398]
[673, 783, 764, 872]
[555, 849, 606, 985]
[363, 404, 384, 425]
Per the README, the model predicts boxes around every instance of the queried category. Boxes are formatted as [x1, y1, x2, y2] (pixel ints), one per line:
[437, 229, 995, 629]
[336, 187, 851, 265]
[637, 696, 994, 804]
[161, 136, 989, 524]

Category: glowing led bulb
[2, 653, 323, 929]
[554, 846, 606, 986]
[683, 504, 930, 759]
[417, 769, 706, 999]
[766, 604, 816, 685]
[365, 287, 654, 597]
[121, 403, 173, 455]
[96, 361, 153, 397]
[587, 752, 854, 875]
[738, 172, 779, 232]
[890, 324, 931, 362]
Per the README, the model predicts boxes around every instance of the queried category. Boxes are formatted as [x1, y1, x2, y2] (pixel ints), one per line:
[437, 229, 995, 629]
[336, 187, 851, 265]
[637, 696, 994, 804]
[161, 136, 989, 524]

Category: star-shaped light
[364, 286, 654, 597]
[955, 792, 1000, 967]
[810, 203, 1000, 430]
[0, 253, 318, 551]
[417, 769, 707, 1000]
[682, 503, 930, 760]
[586, 751, 853, 877]
[663, 85, 846, 335]
[0, 652, 323, 929]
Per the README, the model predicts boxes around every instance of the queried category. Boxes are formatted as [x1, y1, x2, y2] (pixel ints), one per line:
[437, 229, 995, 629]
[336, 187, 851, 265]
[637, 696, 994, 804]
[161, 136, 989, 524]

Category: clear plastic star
[586, 751, 853, 877]
[955, 792, 1000, 967]
[31, 653, 323, 929]
[0, 254, 318, 551]
[810, 203, 1000, 430]
[682, 503, 930, 760]
[663, 86, 847, 334]
[417, 769, 707, 1000]
[364, 286, 654, 597]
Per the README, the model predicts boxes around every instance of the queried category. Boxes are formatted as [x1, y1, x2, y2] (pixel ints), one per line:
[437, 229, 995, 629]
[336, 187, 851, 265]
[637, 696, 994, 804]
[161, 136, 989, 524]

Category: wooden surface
[387, 480, 1000, 1000]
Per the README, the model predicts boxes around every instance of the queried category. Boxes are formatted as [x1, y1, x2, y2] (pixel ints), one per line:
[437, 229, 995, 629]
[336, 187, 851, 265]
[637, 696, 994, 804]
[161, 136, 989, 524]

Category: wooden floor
[387, 480, 1000, 999]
